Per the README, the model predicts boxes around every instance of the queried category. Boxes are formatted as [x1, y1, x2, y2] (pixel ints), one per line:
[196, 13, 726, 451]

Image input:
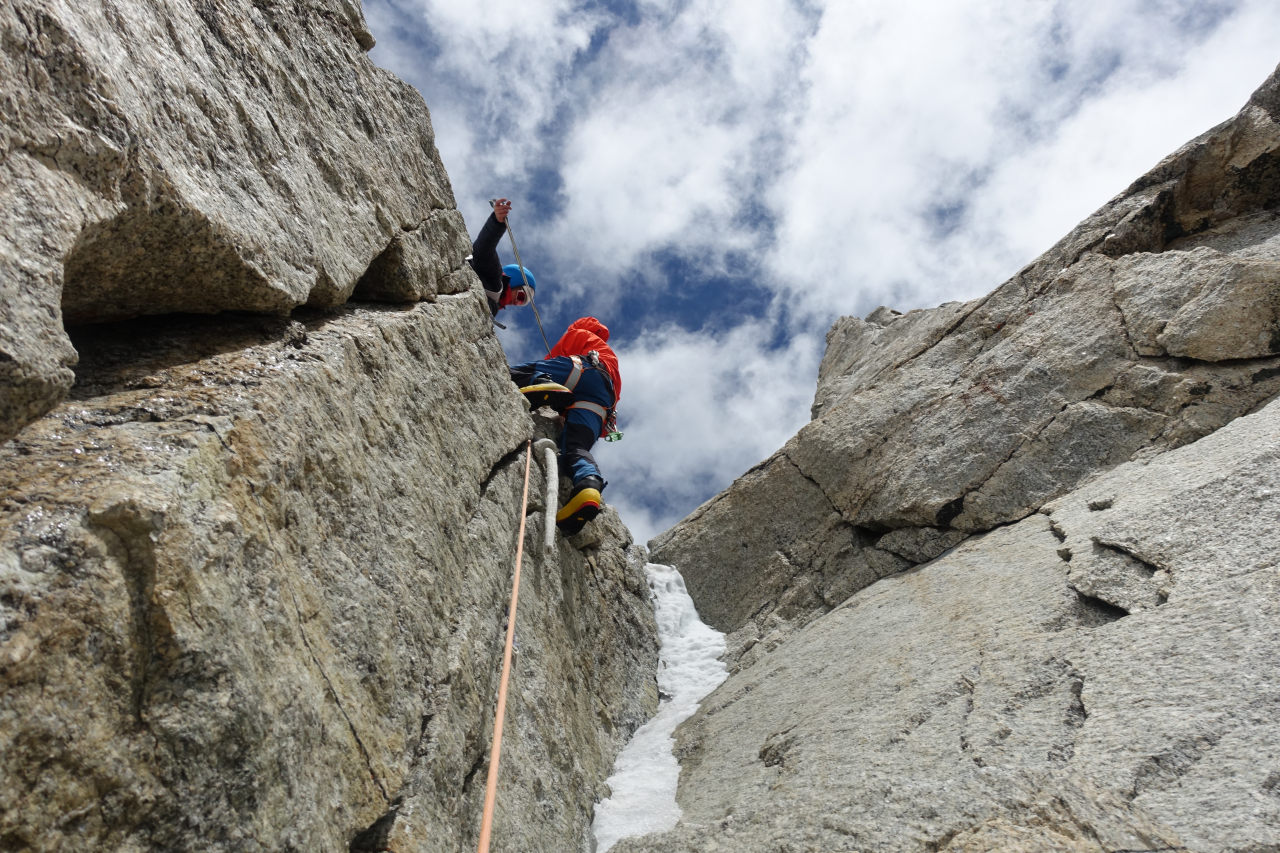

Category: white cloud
[366, 0, 611, 227]
[535, 0, 815, 296]
[606, 320, 823, 543]
[968, 4, 1280, 271]
[765, 0, 1280, 319]
[365, 0, 1280, 539]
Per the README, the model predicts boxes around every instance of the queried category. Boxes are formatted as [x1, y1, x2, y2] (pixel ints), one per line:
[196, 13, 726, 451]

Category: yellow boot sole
[520, 382, 574, 411]
[556, 488, 602, 535]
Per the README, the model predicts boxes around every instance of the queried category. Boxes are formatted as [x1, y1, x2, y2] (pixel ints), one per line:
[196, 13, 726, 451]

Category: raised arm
[469, 198, 512, 313]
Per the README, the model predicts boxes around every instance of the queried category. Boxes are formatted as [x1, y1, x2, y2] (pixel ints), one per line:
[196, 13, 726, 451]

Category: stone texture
[1, 0, 468, 441]
[875, 526, 970, 564]
[811, 300, 970, 419]
[651, 64, 1280, 648]
[646, 452, 886, 644]
[1113, 246, 1280, 360]
[353, 210, 475, 304]
[1043, 385, 1280, 616]
[0, 296, 658, 851]
[621, 398, 1280, 853]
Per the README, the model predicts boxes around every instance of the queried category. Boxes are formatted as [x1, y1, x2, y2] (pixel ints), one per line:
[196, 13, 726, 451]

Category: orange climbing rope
[476, 440, 534, 853]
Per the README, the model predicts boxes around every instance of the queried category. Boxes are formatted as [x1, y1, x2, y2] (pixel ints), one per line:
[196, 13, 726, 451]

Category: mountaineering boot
[520, 375, 574, 411]
[556, 475, 605, 535]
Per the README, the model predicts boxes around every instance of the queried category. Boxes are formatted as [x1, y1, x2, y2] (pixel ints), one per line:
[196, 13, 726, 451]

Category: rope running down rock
[476, 440, 534, 853]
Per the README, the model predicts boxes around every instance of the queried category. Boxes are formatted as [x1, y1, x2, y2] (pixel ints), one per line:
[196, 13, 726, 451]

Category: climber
[509, 317, 621, 535]
[467, 197, 535, 317]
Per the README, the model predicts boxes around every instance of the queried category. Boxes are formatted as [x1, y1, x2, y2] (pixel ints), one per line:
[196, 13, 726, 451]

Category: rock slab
[622, 396, 1280, 853]
[0, 297, 658, 851]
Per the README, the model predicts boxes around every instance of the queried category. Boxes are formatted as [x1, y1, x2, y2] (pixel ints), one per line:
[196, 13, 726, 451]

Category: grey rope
[490, 200, 552, 355]
[533, 438, 559, 553]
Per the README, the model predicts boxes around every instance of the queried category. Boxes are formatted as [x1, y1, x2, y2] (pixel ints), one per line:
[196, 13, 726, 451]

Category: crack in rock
[1070, 587, 1131, 624]
[1093, 538, 1168, 578]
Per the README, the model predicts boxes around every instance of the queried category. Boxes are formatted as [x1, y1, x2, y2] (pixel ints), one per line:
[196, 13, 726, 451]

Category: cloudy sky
[363, 0, 1280, 544]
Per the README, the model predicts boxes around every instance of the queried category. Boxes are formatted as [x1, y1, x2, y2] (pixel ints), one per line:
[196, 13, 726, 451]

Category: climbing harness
[562, 353, 624, 442]
[475, 439, 559, 853]
[568, 400, 609, 420]
[489, 200, 552, 355]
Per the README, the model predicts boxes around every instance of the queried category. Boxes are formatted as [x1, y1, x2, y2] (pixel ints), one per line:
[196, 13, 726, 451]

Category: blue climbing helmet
[502, 264, 535, 290]
[501, 264, 535, 307]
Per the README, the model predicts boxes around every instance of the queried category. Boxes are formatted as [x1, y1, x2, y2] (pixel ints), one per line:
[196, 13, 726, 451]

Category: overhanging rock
[1, 0, 467, 441]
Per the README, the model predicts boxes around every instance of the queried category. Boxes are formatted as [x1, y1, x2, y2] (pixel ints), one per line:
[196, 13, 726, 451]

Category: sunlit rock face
[639, 65, 1280, 852]
[0, 299, 659, 851]
[0, 0, 467, 441]
[0, 1, 661, 848]
[626, 400, 1280, 852]
[652, 63, 1280, 657]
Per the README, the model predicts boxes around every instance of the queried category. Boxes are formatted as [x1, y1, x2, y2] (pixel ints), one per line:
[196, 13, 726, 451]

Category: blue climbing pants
[510, 356, 612, 487]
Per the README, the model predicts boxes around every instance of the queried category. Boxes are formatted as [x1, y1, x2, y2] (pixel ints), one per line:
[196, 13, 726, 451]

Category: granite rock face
[636, 64, 1280, 853]
[1, 1, 659, 848]
[1, 0, 467, 441]
[652, 64, 1280, 658]
[621, 398, 1280, 852]
[0, 298, 658, 851]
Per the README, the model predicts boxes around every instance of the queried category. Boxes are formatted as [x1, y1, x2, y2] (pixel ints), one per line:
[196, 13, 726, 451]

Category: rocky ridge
[637, 65, 1280, 852]
[1, 1, 659, 850]
[652, 63, 1280, 665]
[1, 0, 464, 441]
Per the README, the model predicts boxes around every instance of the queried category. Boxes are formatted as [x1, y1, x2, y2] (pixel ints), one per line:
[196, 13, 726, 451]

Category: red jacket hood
[567, 316, 609, 341]
[547, 317, 621, 402]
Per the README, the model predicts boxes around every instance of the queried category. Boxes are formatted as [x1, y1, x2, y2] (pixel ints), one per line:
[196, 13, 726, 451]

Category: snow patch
[592, 562, 728, 851]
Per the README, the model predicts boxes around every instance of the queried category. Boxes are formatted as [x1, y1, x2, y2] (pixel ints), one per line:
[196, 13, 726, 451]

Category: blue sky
[362, 0, 1280, 543]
